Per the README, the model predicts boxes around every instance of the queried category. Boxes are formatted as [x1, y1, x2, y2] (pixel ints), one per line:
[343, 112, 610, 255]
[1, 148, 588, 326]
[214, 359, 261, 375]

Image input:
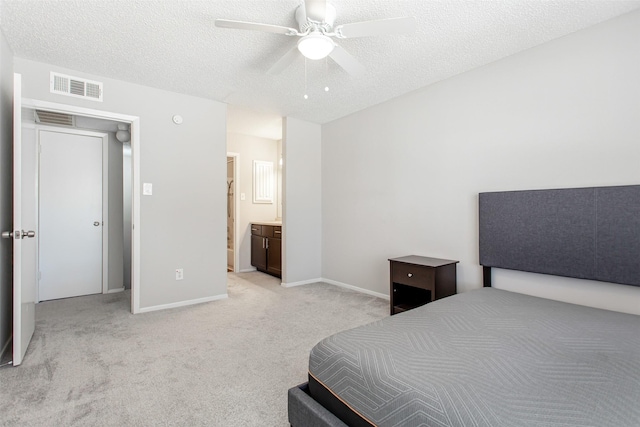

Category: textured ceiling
[2, 0, 640, 126]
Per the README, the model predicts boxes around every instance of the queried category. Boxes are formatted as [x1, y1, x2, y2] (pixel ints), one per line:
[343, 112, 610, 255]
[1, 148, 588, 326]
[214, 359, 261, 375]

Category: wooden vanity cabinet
[251, 224, 281, 278]
[266, 241, 281, 277]
[250, 231, 267, 271]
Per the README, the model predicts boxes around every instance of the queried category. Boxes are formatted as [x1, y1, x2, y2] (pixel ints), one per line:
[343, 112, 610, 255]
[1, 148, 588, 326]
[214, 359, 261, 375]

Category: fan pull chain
[324, 57, 329, 92]
[303, 58, 308, 100]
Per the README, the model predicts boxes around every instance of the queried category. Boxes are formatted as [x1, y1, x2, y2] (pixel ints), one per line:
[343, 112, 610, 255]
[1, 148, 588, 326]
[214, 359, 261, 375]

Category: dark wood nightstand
[389, 256, 459, 315]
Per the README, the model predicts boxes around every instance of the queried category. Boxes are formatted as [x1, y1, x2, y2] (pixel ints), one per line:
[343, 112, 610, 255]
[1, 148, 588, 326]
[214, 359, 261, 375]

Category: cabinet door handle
[266, 238, 269, 249]
[262, 238, 265, 249]
[407, 273, 413, 278]
[274, 230, 281, 234]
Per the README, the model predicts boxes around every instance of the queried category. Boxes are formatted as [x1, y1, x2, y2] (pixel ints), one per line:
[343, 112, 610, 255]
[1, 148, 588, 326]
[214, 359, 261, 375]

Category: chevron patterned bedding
[308, 288, 640, 427]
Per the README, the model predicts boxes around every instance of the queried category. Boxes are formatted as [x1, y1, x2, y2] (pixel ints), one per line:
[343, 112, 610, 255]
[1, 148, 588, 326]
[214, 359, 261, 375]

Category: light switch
[240, 193, 246, 201]
[143, 183, 153, 195]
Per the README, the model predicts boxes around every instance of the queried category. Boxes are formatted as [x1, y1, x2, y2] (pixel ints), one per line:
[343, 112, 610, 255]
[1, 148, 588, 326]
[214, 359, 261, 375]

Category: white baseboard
[107, 287, 125, 294]
[321, 278, 390, 300]
[281, 278, 323, 288]
[281, 278, 389, 300]
[138, 293, 228, 313]
[237, 268, 257, 273]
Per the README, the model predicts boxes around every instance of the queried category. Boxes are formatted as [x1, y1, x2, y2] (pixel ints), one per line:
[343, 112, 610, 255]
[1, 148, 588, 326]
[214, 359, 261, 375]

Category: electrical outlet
[175, 268, 184, 280]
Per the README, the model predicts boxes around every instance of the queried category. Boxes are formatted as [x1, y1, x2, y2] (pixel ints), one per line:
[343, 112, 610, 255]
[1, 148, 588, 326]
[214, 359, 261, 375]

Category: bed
[288, 185, 640, 427]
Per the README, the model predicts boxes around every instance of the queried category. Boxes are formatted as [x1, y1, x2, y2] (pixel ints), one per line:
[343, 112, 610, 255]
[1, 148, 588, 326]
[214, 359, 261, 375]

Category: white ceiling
[2, 0, 639, 127]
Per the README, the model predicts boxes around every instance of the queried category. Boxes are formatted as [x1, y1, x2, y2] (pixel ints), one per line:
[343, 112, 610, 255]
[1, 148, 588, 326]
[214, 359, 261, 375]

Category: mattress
[308, 288, 640, 427]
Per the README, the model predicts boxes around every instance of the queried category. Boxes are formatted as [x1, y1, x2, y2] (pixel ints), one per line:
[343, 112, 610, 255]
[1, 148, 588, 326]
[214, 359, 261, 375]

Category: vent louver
[50, 72, 103, 102]
[35, 110, 75, 127]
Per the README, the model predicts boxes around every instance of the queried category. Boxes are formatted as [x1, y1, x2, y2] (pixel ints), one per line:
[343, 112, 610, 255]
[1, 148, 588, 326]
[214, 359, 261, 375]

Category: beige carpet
[0, 272, 388, 426]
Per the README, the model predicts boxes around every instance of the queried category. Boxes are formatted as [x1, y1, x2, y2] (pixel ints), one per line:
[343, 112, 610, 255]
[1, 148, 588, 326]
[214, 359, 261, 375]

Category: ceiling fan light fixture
[297, 33, 335, 60]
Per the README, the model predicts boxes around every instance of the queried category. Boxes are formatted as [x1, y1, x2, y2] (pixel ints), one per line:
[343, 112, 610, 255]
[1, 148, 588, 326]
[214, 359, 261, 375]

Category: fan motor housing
[296, 3, 336, 32]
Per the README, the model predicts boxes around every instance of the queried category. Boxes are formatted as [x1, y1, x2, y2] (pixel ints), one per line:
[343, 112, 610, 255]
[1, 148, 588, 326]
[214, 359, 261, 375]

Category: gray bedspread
[309, 288, 640, 427]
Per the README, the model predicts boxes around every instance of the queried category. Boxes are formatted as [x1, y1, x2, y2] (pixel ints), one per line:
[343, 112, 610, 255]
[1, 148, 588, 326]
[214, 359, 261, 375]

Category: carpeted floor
[0, 272, 388, 426]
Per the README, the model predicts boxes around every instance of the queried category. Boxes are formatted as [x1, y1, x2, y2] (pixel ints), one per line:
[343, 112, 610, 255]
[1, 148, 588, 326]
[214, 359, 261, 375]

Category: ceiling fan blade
[328, 45, 366, 77]
[267, 46, 300, 75]
[304, 0, 327, 22]
[215, 19, 298, 36]
[335, 17, 416, 38]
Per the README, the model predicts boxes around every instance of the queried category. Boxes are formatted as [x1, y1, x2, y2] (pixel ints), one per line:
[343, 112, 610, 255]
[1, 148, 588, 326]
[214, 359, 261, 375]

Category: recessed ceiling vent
[35, 110, 75, 127]
[50, 72, 103, 102]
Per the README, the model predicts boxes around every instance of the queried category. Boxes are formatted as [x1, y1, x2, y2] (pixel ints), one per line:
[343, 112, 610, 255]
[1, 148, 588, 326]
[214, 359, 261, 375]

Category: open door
[11, 73, 36, 366]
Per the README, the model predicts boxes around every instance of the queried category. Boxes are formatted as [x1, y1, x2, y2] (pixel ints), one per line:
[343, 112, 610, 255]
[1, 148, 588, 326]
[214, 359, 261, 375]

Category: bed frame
[289, 184, 640, 427]
[289, 383, 348, 427]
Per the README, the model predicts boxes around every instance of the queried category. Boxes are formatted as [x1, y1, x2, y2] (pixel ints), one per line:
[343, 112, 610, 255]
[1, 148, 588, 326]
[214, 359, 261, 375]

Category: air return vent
[35, 110, 75, 127]
[50, 72, 103, 102]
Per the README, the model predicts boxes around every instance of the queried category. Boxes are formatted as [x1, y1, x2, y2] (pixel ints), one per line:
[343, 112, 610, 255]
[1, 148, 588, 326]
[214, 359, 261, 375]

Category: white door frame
[226, 152, 239, 273]
[23, 97, 142, 314]
[36, 126, 110, 300]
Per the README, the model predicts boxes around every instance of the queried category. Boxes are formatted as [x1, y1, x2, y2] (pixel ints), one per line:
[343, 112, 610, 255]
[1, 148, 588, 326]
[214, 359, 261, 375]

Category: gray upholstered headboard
[479, 185, 640, 287]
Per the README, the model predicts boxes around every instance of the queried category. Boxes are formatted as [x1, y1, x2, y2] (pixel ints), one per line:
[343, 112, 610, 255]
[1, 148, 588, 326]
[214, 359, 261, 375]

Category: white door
[5, 74, 37, 366]
[38, 130, 103, 301]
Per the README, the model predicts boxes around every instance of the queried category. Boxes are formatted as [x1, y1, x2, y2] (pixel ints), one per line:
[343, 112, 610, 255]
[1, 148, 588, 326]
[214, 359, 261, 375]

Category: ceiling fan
[215, 0, 416, 76]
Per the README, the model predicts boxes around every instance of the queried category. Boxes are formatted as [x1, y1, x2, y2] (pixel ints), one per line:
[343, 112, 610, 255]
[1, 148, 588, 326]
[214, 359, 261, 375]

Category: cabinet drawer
[273, 226, 282, 237]
[391, 262, 434, 290]
[251, 225, 262, 235]
[262, 225, 274, 237]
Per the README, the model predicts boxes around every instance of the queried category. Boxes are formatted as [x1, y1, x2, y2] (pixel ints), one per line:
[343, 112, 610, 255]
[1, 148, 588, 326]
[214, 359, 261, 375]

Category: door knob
[93, 222, 100, 226]
[4, 230, 35, 239]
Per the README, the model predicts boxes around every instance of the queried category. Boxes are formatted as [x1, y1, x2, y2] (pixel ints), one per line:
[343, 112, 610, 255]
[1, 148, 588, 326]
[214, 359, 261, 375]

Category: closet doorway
[22, 98, 141, 313]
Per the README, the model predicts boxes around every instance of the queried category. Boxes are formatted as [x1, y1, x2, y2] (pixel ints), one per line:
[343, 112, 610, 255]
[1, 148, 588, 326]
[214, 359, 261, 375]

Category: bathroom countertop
[251, 221, 282, 226]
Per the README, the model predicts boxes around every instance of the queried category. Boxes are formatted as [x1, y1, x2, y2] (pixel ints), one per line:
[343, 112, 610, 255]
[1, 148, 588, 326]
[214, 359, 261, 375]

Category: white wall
[0, 30, 12, 356]
[14, 58, 228, 310]
[282, 117, 322, 285]
[321, 10, 640, 314]
[277, 139, 283, 220]
[226, 133, 279, 272]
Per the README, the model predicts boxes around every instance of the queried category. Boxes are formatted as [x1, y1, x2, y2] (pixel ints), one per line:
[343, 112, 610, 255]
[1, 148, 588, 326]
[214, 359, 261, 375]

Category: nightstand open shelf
[392, 284, 431, 314]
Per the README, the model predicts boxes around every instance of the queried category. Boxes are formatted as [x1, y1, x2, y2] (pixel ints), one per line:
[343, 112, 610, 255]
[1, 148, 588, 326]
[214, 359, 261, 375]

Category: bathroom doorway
[227, 153, 239, 272]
